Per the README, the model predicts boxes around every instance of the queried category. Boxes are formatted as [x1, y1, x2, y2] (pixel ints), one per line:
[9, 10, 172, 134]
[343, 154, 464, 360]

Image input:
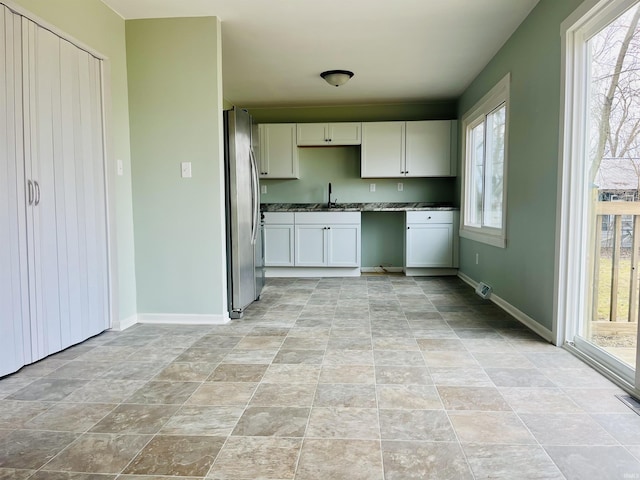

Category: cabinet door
[259, 124, 299, 178]
[327, 224, 360, 267]
[295, 225, 327, 266]
[329, 123, 361, 145]
[405, 120, 453, 177]
[406, 224, 453, 267]
[0, 6, 30, 376]
[361, 122, 405, 178]
[264, 224, 295, 266]
[296, 123, 328, 146]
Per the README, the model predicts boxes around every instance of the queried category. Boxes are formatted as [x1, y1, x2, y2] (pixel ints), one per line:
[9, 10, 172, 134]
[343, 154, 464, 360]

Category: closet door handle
[27, 180, 34, 205]
[34, 181, 41, 206]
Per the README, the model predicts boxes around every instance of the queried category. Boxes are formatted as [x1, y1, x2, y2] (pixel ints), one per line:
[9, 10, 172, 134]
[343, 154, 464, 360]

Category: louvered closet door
[23, 18, 109, 361]
[0, 5, 30, 376]
[58, 39, 109, 346]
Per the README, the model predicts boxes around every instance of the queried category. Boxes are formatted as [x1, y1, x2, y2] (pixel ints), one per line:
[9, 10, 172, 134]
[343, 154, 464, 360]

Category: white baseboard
[405, 268, 458, 277]
[457, 272, 554, 342]
[110, 314, 138, 332]
[266, 267, 361, 278]
[137, 313, 231, 325]
[360, 267, 404, 273]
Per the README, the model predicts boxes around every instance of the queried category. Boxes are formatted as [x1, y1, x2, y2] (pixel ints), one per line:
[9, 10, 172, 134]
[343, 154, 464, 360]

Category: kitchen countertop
[261, 202, 458, 212]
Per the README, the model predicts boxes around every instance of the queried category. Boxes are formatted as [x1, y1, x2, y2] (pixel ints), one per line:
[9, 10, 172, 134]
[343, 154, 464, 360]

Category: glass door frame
[556, 0, 640, 395]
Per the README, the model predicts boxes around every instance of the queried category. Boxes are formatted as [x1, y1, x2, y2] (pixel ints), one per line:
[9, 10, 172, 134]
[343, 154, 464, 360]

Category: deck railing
[594, 201, 640, 324]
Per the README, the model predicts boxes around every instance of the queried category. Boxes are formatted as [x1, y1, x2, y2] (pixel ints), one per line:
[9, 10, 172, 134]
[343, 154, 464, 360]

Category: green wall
[12, 0, 138, 322]
[457, 0, 584, 331]
[361, 212, 405, 268]
[250, 102, 457, 123]
[260, 147, 455, 205]
[127, 17, 226, 315]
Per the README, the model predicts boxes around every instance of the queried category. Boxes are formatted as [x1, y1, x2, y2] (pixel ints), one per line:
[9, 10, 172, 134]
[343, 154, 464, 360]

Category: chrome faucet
[328, 182, 337, 208]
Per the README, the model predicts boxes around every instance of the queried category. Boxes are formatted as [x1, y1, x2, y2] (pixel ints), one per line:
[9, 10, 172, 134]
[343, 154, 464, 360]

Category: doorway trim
[555, 0, 640, 394]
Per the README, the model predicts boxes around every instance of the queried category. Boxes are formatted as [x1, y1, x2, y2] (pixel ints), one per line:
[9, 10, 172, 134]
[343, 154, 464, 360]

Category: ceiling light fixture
[320, 70, 354, 87]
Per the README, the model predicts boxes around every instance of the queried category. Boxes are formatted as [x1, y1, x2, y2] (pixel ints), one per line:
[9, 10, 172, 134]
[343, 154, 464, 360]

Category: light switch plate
[261, 185, 267, 194]
[370, 183, 376, 192]
[397, 182, 403, 192]
[181, 162, 192, 178]
[116, 159, 123, 176]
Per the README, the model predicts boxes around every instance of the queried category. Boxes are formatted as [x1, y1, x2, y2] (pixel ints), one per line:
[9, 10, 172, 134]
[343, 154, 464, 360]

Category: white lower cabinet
[294, 223, 361, 267]
[327, 225, 361, 267]
[405, 211, 459, 270]
[264, 211, 361, 270]
[406, 224, 453, 267]
[263, 213, 295, 266]
[295, 225, 328, 266]
[294, 212, 361, 268]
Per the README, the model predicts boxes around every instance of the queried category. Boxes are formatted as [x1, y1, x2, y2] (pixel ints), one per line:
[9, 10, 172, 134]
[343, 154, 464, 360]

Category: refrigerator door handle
[249, 147, 260, 245]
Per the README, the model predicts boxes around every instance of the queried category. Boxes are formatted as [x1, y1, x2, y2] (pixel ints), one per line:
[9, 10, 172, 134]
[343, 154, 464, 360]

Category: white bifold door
[0, 5, 110, 377]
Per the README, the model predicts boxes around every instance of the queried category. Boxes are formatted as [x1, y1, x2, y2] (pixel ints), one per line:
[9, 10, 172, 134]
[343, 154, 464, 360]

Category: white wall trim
[554, 0, 639, 348]
[266, 267, 361, 278]
[458, 272, 554, 343]
[459, 73, 510, 249]
[137, 313, 230, 325]
[405, 268, 459, 277]
[110, 314, 138, 332]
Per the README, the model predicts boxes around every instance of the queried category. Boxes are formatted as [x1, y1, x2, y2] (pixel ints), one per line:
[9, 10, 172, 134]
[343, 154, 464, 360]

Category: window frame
[460, 73, 510, 248]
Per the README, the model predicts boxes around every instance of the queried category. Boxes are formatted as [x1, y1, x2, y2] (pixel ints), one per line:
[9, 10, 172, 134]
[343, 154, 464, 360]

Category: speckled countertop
[261, 202, 458, 212]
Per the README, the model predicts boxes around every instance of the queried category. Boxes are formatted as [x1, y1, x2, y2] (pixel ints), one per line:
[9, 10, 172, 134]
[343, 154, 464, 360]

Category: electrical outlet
[397, 182, 403, 192]
[261, 185, 267, 194]
[181, 162, 192, 178]
[370, 183, 376, 192]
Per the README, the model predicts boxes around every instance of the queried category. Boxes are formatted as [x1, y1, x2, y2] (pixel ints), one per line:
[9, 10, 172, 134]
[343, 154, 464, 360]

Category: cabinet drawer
[263, 212, 294, 224]
[295, 212, 361, 225]
[406, 211, 454, 224]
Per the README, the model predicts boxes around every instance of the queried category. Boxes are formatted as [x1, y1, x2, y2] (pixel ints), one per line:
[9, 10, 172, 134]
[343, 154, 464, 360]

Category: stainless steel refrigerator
[224, 107, 264, 319]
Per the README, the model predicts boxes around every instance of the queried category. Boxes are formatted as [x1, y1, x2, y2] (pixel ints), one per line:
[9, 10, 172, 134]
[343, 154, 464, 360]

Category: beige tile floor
[1, 276, 640, 479]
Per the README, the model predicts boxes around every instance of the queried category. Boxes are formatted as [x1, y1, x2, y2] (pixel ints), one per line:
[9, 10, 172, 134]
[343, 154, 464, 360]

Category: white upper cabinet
[296, 122, 361, 146]
[406, 120, 457, 177]
[361, 122, 406, 178]
[361, 120, 457, 178]
[258, 124, 299, 179]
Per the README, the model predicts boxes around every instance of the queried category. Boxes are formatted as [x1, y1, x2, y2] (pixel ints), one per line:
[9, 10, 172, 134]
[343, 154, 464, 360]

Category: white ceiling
[101, 0, 540, 107]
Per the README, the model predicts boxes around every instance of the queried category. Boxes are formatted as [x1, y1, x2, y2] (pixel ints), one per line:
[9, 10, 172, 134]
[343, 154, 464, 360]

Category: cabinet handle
[407, 226, 410, 230]
[405, 171, 409, 175]
[34, 181, 41, 206]
[428, 216, 432, 220]
[27, 180, 34, 205]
